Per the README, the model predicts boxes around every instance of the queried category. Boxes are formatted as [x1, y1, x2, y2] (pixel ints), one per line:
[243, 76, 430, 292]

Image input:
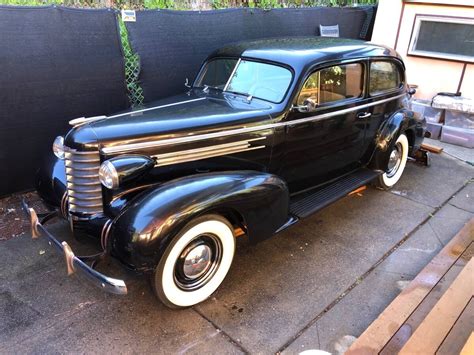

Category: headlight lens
[99, 161, 119, 189]
[52, 136, 65, 159]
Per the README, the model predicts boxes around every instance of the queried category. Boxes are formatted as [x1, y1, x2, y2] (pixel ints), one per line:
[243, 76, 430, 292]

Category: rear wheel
[376, 133, 409, 189]
[152, 214, 235, 308]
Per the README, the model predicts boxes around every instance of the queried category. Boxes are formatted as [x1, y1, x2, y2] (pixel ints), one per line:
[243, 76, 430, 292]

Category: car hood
[64, 91, 277, 151]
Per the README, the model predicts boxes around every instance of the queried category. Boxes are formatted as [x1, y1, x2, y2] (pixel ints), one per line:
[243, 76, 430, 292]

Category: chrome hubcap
[174, 234, 222, 291]
[183, 244, 212, 279]
[387, 142, 402, 178]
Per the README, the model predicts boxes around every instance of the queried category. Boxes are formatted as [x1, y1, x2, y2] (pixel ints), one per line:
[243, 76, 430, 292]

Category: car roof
[208, 37, 400, 70]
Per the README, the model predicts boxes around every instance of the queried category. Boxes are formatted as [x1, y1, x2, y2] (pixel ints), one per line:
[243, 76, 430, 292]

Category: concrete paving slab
[425, 138, 474, 164]
[448, 180, 474, 213]
[389, 152, 473, 208]
[282, 186, 473, 354]
[194, 188, 432, 353]
[282, 269, 410, 355]
[2, 281, 243, 355]
[378, 222, 443, 277]
[0, 222, 100, 282]
[428, 214, 473, 246]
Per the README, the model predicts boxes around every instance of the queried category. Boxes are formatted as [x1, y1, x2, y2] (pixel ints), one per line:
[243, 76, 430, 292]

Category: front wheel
[152, 214, 235, 308]
[376, 133, 409, 189]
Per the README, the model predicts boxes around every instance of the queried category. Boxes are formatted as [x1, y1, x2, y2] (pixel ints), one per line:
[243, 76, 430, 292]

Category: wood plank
[347, 218, 473, 354]
[381, 243, 474, 353]
[399, 258, 474, 354]
[460, 332, 474, 355]
[421, 142, 444, 154]
[437, 298, 474, 355]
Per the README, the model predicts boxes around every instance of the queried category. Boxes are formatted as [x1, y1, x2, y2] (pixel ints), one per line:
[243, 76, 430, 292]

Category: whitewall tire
[153, 214, 235, 308]
[377, 133, 409, 189]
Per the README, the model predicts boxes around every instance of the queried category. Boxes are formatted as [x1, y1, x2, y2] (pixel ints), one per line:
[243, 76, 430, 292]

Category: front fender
[35, 153, 67, 211]
[110, 171, 289, 271]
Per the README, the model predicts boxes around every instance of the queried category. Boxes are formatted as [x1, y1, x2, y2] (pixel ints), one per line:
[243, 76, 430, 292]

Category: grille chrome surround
[64, 148, 103, 216]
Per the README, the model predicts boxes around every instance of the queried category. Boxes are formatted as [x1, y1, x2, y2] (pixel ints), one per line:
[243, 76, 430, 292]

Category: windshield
[195, 58, 292, 103]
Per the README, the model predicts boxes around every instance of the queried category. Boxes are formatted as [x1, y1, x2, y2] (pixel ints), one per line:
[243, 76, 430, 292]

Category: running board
[290, 168, 381, 218]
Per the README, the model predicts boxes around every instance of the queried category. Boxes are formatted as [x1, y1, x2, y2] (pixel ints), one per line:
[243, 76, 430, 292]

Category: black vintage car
[25, 37, 426, 308]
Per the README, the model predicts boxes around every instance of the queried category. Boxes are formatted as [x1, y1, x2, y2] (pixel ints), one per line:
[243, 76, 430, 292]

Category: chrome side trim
[152, 137, 266, 167]
[60, 192, 69, 219]
[100, 219, 113, 251]
[101, 93, 406, 155]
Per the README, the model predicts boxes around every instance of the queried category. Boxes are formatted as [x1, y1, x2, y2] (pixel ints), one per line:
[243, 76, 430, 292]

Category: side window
[369, 61, 402, 96]
[297, 63, 364, 106]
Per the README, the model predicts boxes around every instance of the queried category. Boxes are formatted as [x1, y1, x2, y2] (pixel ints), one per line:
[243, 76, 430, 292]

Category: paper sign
[320, 25, 339, 38]
[122, 10, 136, 22]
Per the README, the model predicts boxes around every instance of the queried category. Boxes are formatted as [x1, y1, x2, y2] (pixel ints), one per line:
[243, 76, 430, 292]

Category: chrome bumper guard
[21, 201, 128, 295]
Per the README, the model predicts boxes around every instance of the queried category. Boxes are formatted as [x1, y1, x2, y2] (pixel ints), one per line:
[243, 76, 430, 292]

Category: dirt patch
[0, 192, 49, 241]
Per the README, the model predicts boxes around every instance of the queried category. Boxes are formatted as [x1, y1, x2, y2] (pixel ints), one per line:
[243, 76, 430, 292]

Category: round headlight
[52, 136, 65, 160]
[99, 161, 119, 189]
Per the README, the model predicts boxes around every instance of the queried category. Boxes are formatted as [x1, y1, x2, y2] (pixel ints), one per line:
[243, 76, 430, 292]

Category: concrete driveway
[1, 141, 473, 354]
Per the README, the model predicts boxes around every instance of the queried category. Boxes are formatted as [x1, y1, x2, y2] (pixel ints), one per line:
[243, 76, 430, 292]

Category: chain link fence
[117, 18, 145, 106]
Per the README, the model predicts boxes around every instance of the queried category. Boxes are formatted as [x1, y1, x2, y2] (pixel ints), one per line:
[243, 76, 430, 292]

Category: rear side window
[297, 63, 364, 106]
[369, 61, 402, 95]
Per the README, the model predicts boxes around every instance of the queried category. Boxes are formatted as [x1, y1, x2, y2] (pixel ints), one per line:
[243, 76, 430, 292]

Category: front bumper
[21, 201, 128, 295]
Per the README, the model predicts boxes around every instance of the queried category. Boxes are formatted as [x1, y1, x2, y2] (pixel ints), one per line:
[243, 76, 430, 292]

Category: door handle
[357, 112, 371, 119]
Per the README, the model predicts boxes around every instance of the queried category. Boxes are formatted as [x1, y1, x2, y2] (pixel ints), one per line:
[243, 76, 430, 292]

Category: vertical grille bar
[64, 148, 103, 216]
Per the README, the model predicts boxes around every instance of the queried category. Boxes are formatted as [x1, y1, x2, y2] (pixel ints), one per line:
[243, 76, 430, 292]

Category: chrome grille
[64, 148, 103, 215]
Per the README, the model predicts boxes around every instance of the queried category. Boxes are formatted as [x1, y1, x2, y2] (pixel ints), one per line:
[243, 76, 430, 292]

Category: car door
[362, 59, 406, 158]
[279, 60, 370, 193]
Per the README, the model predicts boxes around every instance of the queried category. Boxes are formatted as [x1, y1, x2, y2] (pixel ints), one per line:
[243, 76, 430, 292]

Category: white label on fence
[122, 10, 136, 22]
[320, 25, 339, 37]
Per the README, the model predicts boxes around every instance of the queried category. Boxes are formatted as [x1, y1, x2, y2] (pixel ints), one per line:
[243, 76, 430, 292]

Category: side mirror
[304, 98, 318, 112]
[408, 86, 416, 97]
[293, 97, 318, 113]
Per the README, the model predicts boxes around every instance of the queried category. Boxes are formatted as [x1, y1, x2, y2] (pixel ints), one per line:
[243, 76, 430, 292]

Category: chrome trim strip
[69, 98, 207, 127]
[107, 97, 207, 119]
[151, 137, 265, 159]
[101, 219, 113, 251]
[155, 145, 265, 167]
[101, 93, 405, 155]
[223, 58, 241, 91]
[60, 192, 69, 219]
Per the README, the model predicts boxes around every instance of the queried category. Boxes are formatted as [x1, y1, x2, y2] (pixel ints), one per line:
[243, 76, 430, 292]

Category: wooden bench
[347, 218, 474, 354]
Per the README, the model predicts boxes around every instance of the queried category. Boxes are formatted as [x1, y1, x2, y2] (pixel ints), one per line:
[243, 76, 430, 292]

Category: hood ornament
[69, 115, 107, 127]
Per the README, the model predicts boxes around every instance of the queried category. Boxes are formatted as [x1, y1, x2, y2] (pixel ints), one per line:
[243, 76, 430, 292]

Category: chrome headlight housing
[52, 136, 65, 160]
[98, 155, 155, 190]
[99, 161, 119, 189]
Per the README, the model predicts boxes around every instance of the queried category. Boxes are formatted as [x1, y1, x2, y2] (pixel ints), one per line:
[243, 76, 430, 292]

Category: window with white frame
[408, 15, 474, 63]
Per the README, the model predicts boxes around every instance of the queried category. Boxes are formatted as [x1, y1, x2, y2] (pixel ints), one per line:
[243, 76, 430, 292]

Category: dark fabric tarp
[125, 7, 372, 103]
[0, 6, 128, 196]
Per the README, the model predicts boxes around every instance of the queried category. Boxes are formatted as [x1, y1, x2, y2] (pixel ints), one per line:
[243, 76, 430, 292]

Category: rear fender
[110, 171, 289, 271]
[370, 109, 416, 171]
